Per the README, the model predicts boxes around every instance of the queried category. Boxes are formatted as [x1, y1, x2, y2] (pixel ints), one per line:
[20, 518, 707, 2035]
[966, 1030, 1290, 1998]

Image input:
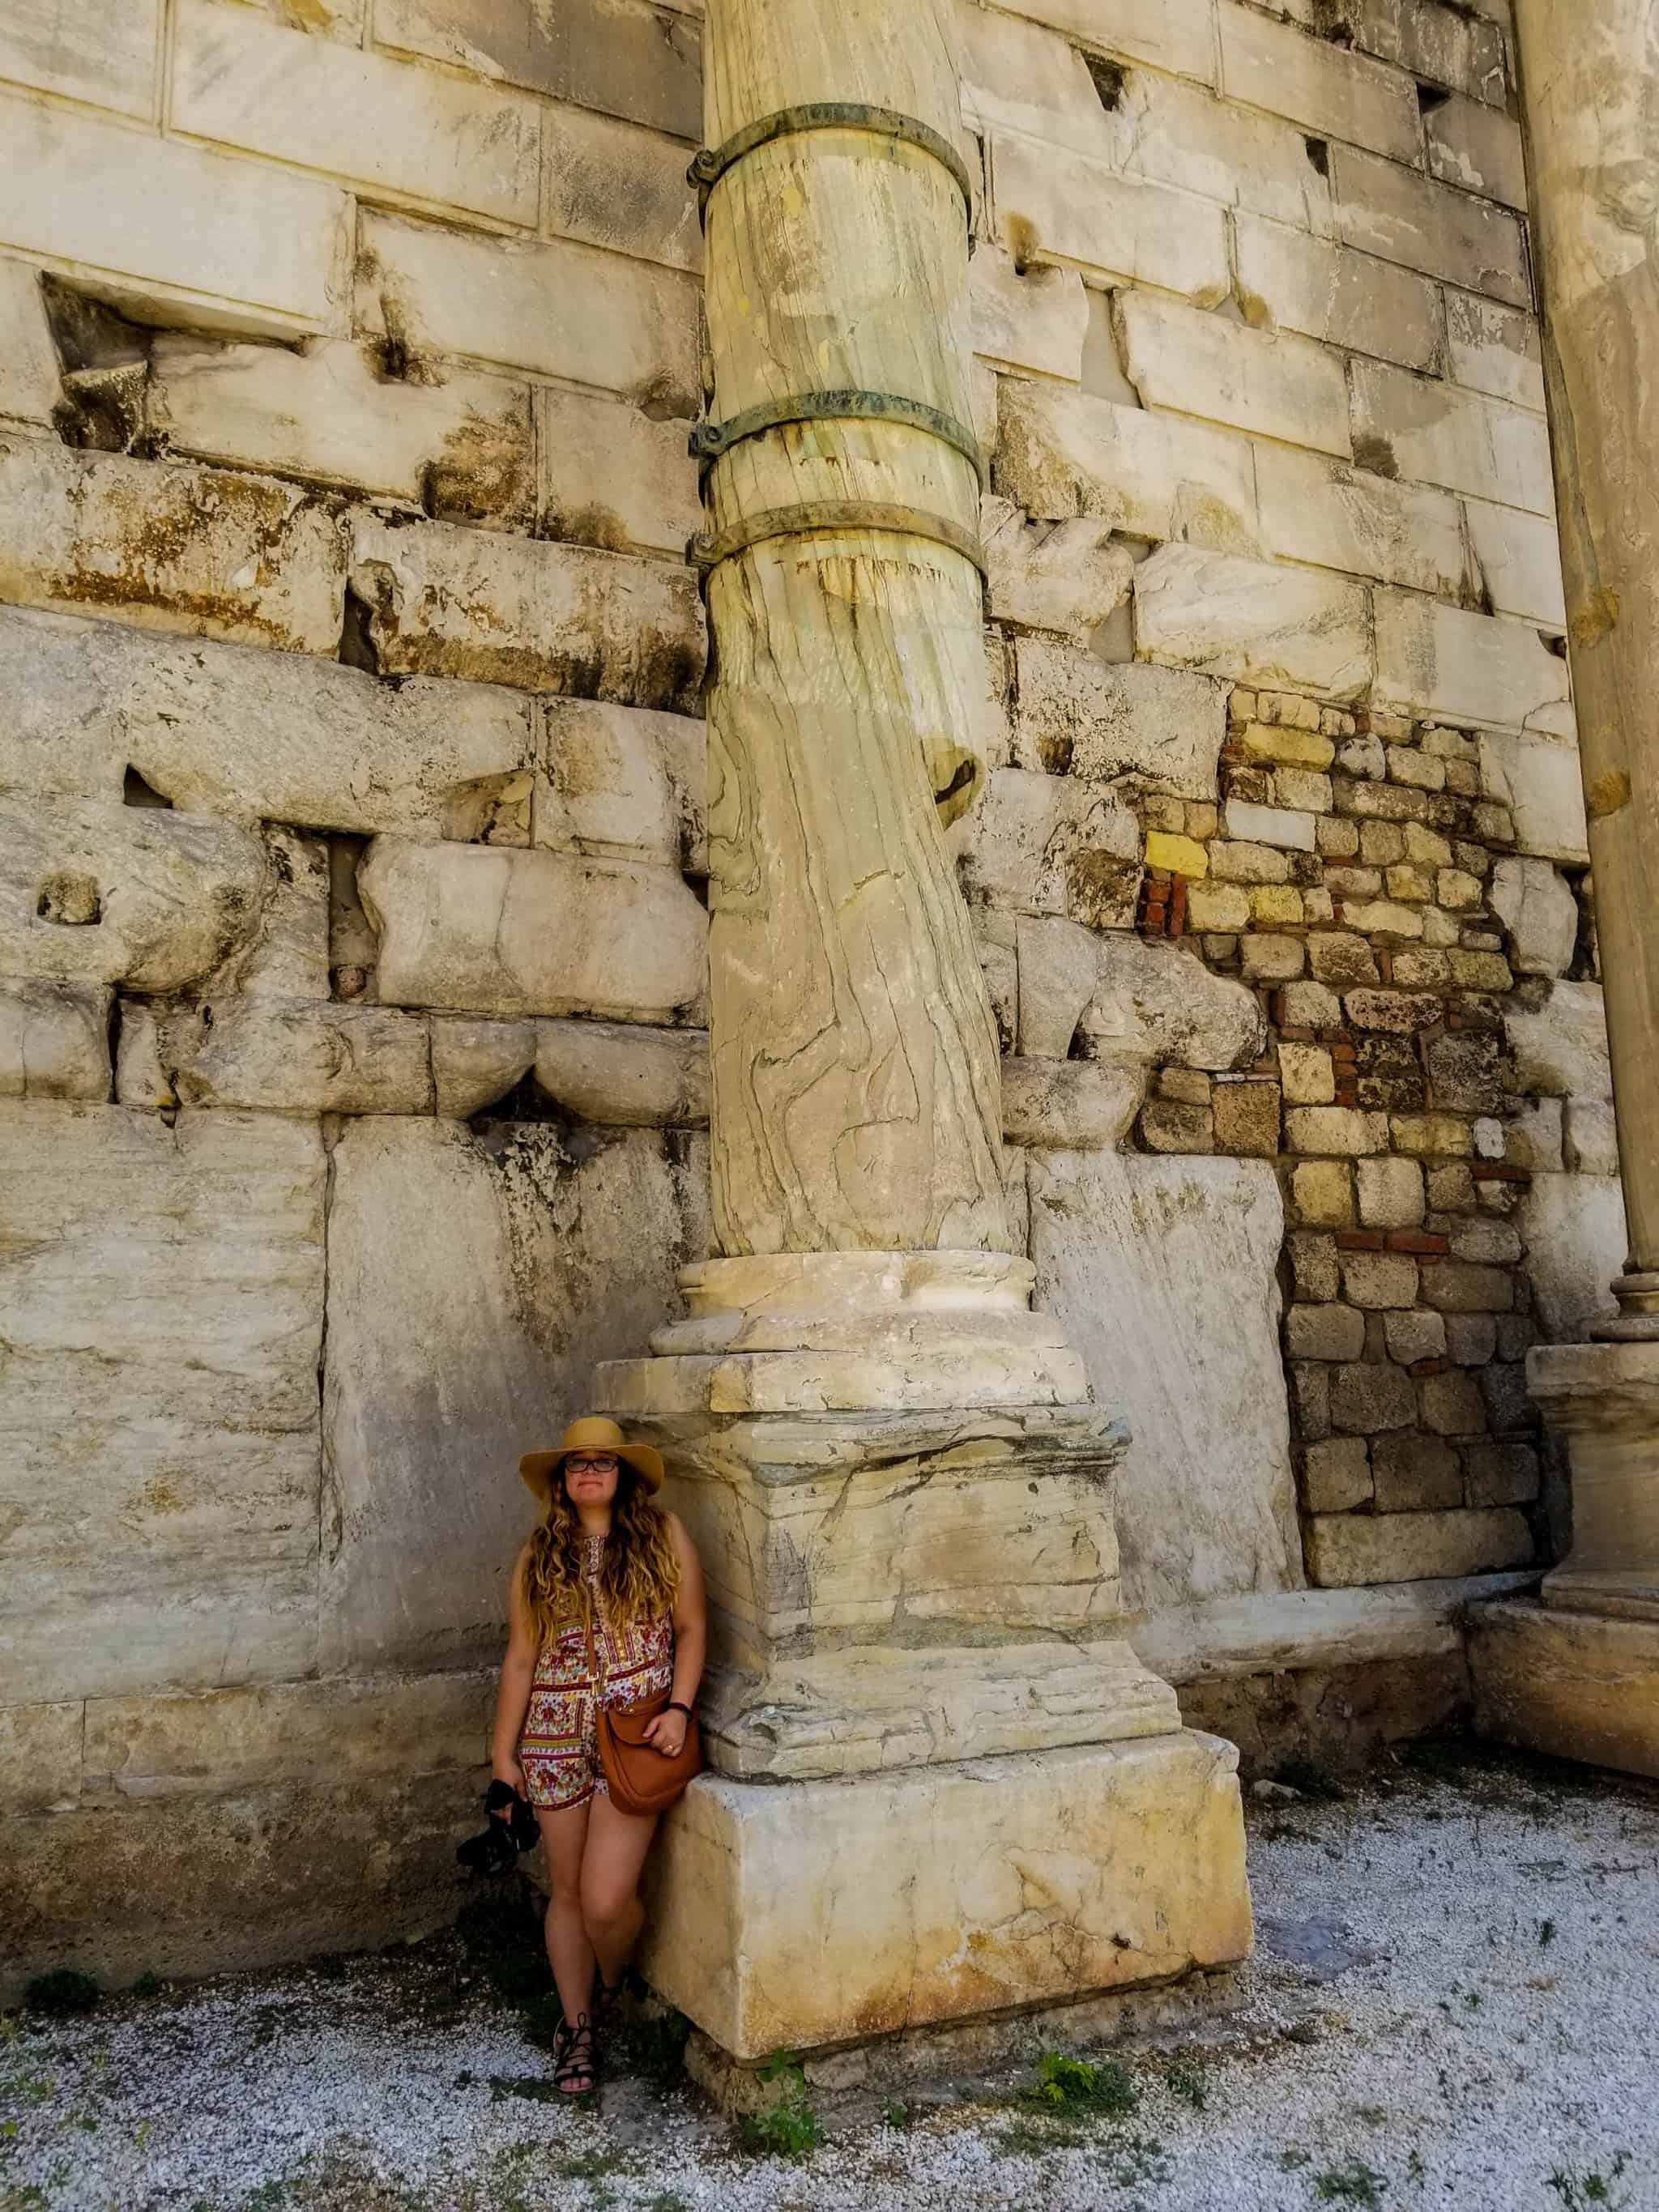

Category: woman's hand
[491, 1756, 527, 1809]
[642, 1709, 687, 1757]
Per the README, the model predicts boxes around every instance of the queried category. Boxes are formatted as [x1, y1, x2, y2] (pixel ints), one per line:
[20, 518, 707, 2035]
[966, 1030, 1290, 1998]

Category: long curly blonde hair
[522, 1469, 680, 1646]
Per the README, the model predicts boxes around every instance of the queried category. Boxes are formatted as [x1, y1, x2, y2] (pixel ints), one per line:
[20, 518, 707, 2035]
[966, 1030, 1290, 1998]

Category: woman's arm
[643, 1513, 707, 1755]
[488, 1541, 539, 1798]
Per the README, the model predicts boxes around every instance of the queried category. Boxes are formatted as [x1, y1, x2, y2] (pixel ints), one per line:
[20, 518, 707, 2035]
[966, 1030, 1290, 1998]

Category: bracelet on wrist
[665, 1700, 693, 1717]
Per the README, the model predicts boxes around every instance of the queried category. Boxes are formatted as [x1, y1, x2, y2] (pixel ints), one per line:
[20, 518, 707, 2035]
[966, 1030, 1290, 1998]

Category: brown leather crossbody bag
[585, 1611, 702, 1817]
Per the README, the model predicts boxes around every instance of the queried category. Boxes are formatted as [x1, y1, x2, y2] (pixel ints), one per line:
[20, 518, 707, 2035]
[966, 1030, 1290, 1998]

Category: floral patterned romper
[518, 1535, 675, 1812]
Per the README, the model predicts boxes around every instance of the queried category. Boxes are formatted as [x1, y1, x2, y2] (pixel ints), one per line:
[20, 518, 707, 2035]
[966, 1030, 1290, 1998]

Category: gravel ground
[4, 1741, 1657, 2212]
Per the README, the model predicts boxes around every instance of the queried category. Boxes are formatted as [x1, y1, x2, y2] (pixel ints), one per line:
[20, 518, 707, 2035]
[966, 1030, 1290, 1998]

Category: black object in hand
[455, 1779, 540, 1876]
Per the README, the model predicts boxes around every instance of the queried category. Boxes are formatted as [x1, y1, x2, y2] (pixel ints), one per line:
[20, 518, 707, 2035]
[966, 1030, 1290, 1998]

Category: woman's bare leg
[536, 1799, 597, 2028]
[579, 1792, 660, 1989]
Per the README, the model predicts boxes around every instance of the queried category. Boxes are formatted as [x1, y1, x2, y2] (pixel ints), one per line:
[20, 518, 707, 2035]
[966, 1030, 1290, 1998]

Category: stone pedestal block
[1467, 1599, 1659, 1780]
[639, 1732, 1251, 2060]
[1529, 1340, 1659, 1624]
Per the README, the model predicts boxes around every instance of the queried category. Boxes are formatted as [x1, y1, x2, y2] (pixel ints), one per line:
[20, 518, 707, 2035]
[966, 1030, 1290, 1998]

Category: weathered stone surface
[1375, 595, 1572, 732]
[1226, 799, 1316, 851]
[121, 999, 434, 1115]
[357, 210, 698, 407]
[0, 433, 346, 653]
[540, 100, 697, 272]
[1286, 1303, 1366, 1362]
[1135, 546, 1372, 701]
[1302, 1435, 1373, 1513]
[1565, 1099, 1621, 1178]
[0, 92, 351, 339]
[983, 0, 1217, 84]
[1329, 1358, 1418, 1432]
[0, 259, 62, 427]
[1307, 1507, 1533, 1585]
[643, 1733, 1251, 2058]
[429, 1016, 537, 1118]
[1048, 927, 1266, 1072]
[1332, 143, 1529, 307]
[1356, 1154, 1425, 1227]
[0, 604, 535, 836]
[0, 0, 160, 117]
[1011, 642, 1224, 798]
[1218, 2, 1421, 159]
[1445, 291, 1546, 413]
[1469, 1600, 1659, 1780]
[1490, 856, 1577, 977]
[348, 511, 705, 711]
[0, 799, 271, 993]
[1503, 982, 1610, 1102]
[1341, 1250, 1419, 1309]
[535, 1020, 710, 1127]
[969, 245, 1089, 381]
[1384, 1309, 1448, 1366]
[1001, 1057, 1142, 1150]
[539, 387, 701, 558]
[359, 838, 707, 1023]
[151, 334, 533, 524]
[0, 980, 111, 1101]
[174, 0, 540, 223]
[1116, 290, 1351, 458]
[1520, 1173, 1627, 1343]
[0, 1106, 323, 1704]
[1030, 1150, 1303, 1612]
[375, 0, 701, 138]
[981, 498, 1133, 641]
[963, 771, 1141, 924]
[539, 698, 706, 872]
[1371, 1431, 1461, 1511]
[993, 379, 1259, 550]
[992, 133, 1230, 302]
[1349, 358, 1553, 514]
[1233, 212, 1440, 374]
[1255, 445, 1469, 599]
[1478, 731, 1589, 863]
[320, 1116, 708, 1671]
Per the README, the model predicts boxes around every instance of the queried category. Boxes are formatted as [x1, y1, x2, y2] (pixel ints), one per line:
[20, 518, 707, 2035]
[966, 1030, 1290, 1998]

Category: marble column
[595, 0, 1250, 2066]
[1467, 0, 1659, 1776]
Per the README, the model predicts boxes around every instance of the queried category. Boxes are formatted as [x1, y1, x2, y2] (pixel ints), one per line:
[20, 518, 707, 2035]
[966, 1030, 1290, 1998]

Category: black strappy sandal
[552, 2010, 597, 2096]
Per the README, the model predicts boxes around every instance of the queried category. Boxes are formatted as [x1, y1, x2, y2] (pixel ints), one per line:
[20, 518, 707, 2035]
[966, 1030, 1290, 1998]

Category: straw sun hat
[518, 1414, 664, 1504]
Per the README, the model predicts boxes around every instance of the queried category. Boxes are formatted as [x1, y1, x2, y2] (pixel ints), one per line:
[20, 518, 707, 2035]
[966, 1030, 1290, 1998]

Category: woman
[489, 1415, 706, 2095]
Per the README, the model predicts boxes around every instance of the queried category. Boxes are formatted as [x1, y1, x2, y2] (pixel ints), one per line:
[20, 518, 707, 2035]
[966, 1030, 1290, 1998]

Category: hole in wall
[122, 765, 173, 809]
[36, 871, 102, 926]
[1082, 53, 1126, 110]
[1303, 137, 1330, 178]
[1416, 81, 1452, 115]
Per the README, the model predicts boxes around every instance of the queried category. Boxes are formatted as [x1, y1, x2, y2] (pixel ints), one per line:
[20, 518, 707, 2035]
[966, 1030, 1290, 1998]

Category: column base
[638, 1731, 1252, 2061]
[1466, 1598, 1659, 1780]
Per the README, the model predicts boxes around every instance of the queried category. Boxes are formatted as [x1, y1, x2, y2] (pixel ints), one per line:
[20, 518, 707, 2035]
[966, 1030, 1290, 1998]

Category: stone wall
[0, 0, 1626, 1986]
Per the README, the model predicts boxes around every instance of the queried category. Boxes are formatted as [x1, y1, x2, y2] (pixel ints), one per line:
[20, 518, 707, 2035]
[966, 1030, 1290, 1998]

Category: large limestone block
[991, 134, 1229, 302]
[150, 335, 533, 525]
[539, 698, 706, 870]
[538, 388, 700, 558]
[320, 1116, 708, 1671]
[0, 261, 63, 428]
[374, 0, 701, 138]
[1426, 91, 1527, 211]
[643, 1733, 1252, 2059]
[0, 91, 350, 339]
[1350, 0, 1506, 104]
[1445, 292, 1546, 414]
[0, 1106, 324, 1704]
[984, 0, 1217, 84]
[0, 0, 160, 117]
[1520, 1174, 1626, 1344]
[969, 246, 1089, 381]
[0, 980, 111, 1100]
[1490, 857, 1577, 978]
[360, 837, 706, 1022]
[1012, 642, 1226, 798]
[0, 799, 271, 992]
[81, 1672, 491, 1799]
[1374, 595, 1572, 732]
[981, 500, 1133, 642]
[1333, 143, 1529, 307]
[1349, 358, 1554, 514]
[357, 211, 698, 410]
[1134, 544, 1372, 701]
[0, 435, 346, 654]
[1030, 1150, 1303, 1613]
[959, 4, 1120, 164]
[1001, 1056, 1142, 1149]
[535, 1020, 710, 1127]
[1015, 918, 1265, 1068]
[1306, 1507, 1533, 1585]
[1217, 2, 1422, 162]
[1255, 445, 1469, 599]
[0, 1701, 85, 1814]
[1088, 69, 1338, 240]
[962, 769, 1141, 926]
[1478, 731, 1589, 862]
[120, 999, 435, 1115]
[1233, 214, 1441, 375]
[1508, 982, 1612, 1102]
[1465, 497, 1567, 629]
[994, 380, 1259, 551]
[173, 0, 541, 225]
[0, 604, 535, 834]
[348, 511, 705, 712]
[543, 104, 700, 275]
[1468, 1600, 1659, 1779]
[1115, 290, 1352, 459]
